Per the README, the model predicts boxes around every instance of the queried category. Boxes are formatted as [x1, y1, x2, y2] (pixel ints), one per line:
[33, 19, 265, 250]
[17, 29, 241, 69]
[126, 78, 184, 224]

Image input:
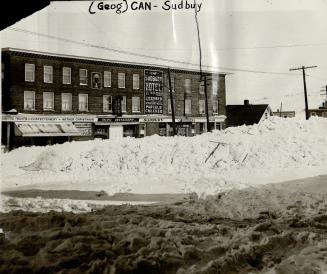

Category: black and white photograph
[1, 0, 327, 273]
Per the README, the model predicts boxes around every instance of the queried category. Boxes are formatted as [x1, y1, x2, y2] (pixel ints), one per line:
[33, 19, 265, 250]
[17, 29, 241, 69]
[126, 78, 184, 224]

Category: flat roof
[2, 47, 230, 75]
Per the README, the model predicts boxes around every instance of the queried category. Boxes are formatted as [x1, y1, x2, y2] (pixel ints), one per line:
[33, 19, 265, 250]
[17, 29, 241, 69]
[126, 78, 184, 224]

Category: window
[185, 78, 191, 94]
[118, 72, 125, 88]
[322, 112, 327, 117]
[199, 100, 205, 114]
[103, 95, 112, 112]
[91, 72, 102, 89]
[79, 94, 88, 111]
[213, 100, 218, 114]
[171, 77, 175, 92]
[63, 67, 71, 84]
[132, 96, 140, 112]
[104, 71, 111, 87]
[212, 79, 218, 95]
[43, 92, 54, 110]
[79, 69, 88, 85]
[168, 99, 176, 114]
[62, 93, 72, 111]
[25, 64, 35, 82]
[185, 99, 192, 115]
[121, 96, 127, 112]
[24, 91, 35, 110]
[199, 80, 205, 94]
[133, 74, 140, 90]
[43, 66, 53, 83]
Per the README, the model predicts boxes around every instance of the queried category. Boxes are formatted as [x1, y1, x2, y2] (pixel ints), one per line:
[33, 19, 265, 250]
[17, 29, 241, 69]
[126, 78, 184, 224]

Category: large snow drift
[2, 117, 327, 196]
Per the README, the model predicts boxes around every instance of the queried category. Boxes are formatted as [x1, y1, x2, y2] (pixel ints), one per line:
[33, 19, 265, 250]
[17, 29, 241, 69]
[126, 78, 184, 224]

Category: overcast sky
[1, 0, 327, 115]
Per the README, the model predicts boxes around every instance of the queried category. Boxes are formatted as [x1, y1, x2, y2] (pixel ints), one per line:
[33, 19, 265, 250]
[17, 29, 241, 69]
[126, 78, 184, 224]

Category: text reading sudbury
[89, 0, 203, 14]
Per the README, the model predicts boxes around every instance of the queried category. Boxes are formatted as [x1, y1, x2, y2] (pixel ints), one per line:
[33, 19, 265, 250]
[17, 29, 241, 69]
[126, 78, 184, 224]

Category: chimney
[244, 99, 250, 106]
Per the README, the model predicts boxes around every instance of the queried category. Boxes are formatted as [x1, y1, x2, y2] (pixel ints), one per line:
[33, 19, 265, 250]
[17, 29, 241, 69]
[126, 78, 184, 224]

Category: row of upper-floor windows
[24, 63, 219, 95]
[23, 90, 218, 115]
[168, 98, 219, 115]
[23, 91, 141, 113]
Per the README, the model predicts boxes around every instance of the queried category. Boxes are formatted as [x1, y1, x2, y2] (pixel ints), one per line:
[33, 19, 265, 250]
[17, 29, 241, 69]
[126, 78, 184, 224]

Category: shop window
[79, 69, 88, 85]
[79, 94, 88, 111]
[311, 112, 317, 117]
[133, 74, 140, 90]
[322, 112, 327, 117]
[43, 92, 54, 110]
[62, 93, 72, 111]
[199, 100, 205, 114]
[91, 72, 102, 89]
[104, 71, 111, 87]
[121, 96, 127, 112]
[25, 64, 35, 82]
[24, 91, 35, 110]
[44, 65, 53, 83]
[213, 100, 218, 114]
[103, 95, 112, 112]
[168, 99, 176, 114]
[63, 67, 71, 84]
[132, 96, 140, 112]
[118, 72, 125, 88]
[185, 99, 192, 115]
[185, 78, 191, 94]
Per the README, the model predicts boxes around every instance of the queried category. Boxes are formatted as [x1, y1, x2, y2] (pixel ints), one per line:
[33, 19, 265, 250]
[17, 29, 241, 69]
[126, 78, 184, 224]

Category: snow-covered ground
[2, 117, 327, 197]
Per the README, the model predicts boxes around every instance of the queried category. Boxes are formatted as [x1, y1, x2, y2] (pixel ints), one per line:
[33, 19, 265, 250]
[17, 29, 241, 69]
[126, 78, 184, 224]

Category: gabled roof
[226, 104, 269, 127]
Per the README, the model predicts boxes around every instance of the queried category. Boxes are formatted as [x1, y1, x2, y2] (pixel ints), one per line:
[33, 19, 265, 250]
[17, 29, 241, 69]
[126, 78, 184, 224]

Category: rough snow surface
[2, 117, 327, 196]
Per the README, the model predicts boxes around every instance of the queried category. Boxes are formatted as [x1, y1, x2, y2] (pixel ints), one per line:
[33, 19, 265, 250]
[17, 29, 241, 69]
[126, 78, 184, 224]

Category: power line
[8, 27, 304, 77]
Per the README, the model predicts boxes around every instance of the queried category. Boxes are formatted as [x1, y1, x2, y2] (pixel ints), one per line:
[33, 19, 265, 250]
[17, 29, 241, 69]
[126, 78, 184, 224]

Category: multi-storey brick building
[1, 48, 227, 150]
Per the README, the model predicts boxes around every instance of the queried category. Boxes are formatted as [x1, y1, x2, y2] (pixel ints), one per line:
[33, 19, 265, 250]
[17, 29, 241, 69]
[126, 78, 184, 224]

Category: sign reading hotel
[144, 69, 163, 114]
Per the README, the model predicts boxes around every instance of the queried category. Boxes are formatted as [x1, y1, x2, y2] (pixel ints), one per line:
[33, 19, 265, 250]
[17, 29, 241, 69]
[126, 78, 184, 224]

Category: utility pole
[289, 65, 317, 120]
[320, 85, 327, 108]
[279, 102, 282, 117]
[203, 75, 210, 132]
[168, 68, 177, 136]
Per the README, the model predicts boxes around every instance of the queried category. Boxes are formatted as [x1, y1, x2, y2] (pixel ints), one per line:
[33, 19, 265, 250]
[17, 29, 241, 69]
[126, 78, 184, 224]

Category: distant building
[226, 100, 272, 127]
[1, 48, 228, 150]
[273, 110, 295, 118]
[308, 99, 327, 118]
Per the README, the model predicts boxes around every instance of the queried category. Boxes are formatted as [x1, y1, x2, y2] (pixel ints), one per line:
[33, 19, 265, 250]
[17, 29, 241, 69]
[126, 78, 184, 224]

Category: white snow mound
[2, 117, 327, 196]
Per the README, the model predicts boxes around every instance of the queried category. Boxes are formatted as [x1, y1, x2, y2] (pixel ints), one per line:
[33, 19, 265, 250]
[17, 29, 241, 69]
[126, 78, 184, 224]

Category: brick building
[308, 99, 327, 118]
[1, 48, 227, 150]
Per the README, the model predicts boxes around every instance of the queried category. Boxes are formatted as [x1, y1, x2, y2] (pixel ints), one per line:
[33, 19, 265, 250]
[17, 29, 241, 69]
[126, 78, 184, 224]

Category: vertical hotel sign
[144, 69, 163, 114]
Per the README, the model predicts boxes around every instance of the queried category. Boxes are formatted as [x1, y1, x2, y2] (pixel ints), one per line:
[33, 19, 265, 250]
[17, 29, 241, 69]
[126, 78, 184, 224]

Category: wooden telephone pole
[289, 65, 317, 120]
[168, 68, 177, 136]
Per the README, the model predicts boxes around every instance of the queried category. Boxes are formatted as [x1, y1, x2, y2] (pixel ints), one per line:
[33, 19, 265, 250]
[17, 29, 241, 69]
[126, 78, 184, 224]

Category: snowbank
[2, 117, 327, 196]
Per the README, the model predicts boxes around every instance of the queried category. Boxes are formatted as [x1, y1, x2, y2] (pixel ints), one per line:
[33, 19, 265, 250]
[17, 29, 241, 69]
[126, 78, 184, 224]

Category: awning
[14, 122, 82, 137]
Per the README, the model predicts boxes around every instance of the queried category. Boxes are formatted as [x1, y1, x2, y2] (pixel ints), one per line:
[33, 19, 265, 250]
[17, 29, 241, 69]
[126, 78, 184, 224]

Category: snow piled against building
[2, 117, 327, 196]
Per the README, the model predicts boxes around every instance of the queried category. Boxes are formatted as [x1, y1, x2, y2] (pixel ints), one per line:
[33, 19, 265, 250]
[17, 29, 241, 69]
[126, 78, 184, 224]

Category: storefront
[95, 117, 145, 139]
[141, 115, 226, 137]
[2, 114, 95, 151]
